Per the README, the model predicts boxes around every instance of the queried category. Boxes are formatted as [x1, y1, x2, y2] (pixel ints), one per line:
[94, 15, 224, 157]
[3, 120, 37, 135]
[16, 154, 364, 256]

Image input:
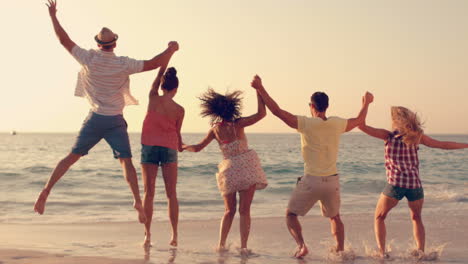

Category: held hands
[181, 144, 189, 151]
[181, 144, 196, 152]
[168, 41, 179, 52]
[251, 75, 263, 90]
[46, 0, 57, 17]
[362, 91, 374, 106]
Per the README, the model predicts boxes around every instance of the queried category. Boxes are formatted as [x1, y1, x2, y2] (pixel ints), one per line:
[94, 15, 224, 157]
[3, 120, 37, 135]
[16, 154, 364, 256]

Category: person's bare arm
[142, 42, 178, 72]
[235, 77, 267, 127]
[420, 134, 468, 149]
[359, 124, 391, 141]
[182, 129, 215, 152]
[176, 108, 185, 152]
[252, 75, 298, 129]
[345, 92, 374, 132]
[46, 0, 76, 53]
[149, 56, 172, 97]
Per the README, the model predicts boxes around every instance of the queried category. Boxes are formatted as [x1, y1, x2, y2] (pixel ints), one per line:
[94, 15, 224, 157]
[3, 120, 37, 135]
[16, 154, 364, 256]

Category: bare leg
[374, 194, 399, 257]
[408, 198, 425, 252]
[286, 209, 308, 258]
[141, 163, 158, 247]
[162, 162, 179, 247]
[119, 158, 146, 224]
[238, 184, 256, 250]
[34, 153, 81, 214]
[218, 193, 237, 250]
[329, 213, 345, 252]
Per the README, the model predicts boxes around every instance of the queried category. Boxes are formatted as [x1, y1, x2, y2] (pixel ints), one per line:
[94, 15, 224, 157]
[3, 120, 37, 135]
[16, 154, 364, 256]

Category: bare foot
[142, 232, 152, 248]
[294, 244, 309, 259]
[169, 234, 177, 247]
[216, 245, 228, 253]
[33, 189, 49, 215]
[240, 248, 252, 256]
[411, 249, 425, 260]
[133, 201, 147, 224]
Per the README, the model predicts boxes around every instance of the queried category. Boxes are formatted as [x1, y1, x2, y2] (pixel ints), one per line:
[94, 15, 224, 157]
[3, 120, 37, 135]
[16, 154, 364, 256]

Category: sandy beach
[0, 212, 466, 264]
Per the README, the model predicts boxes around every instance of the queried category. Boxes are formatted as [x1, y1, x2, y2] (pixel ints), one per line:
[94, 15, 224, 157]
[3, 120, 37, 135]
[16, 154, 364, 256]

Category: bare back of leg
[329, 213, 345, 252]
[119, 158, 146, 224]
[408, 198, 425, 252]
[218, 193, 236, 251]
[33, 153, 81, 214]
[141, 163, 158, 248]
[162, 162, 179, 247]
[238, 184, 256, 250]
[374, 194, 399, 256]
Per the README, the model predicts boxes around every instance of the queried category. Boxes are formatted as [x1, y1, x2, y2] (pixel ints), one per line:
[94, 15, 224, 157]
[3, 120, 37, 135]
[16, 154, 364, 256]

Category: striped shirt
[71, 45, 144, 116]
[384, 131, 421, 189]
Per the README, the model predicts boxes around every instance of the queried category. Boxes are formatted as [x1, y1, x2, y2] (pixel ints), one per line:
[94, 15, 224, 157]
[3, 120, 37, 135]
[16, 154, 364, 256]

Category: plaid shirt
[384, 131, 421, 189]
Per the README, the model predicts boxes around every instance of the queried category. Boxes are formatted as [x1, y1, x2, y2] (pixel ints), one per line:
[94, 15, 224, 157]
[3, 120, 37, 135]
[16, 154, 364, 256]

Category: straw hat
[94, 27, 118, 45]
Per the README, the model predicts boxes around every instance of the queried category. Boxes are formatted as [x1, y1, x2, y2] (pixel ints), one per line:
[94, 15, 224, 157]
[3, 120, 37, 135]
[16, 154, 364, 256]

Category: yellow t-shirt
[296, 115, 348, 176]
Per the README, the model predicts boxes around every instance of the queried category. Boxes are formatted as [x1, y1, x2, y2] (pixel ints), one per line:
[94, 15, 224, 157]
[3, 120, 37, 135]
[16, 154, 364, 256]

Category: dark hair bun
[161, 67, 179, 91]
[166, 67, 177, 78]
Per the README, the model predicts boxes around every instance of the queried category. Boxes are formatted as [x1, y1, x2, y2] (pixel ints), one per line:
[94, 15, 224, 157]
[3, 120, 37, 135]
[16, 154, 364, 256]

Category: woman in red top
[359, 106, 468, 259]
[140, 46, 184, 248]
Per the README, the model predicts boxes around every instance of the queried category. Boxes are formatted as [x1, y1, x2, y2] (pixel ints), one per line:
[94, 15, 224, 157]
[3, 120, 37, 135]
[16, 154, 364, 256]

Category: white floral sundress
[216, 138, 268, 195]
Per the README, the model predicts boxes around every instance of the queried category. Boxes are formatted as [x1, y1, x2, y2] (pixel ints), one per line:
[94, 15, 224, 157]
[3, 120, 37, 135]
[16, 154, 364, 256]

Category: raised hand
[46, 0, 57, 17]
[250, 75, 263, 89]
[363, 91, 374, 105]
[168, 41, 179, 52]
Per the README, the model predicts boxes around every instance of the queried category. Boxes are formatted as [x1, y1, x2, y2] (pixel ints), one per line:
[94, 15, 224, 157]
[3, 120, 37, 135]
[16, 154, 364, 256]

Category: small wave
[425, 185, 466, 202]
[338, 162, 385, 175]
[341, 179, 385, 194]
[264, 186, 293, 195]
[23, 166, 53, 174]
[179, 163, 218, 175]
[0, 172, 21, 177]
[263, 164, 303, 175]
[178, 199, 221, 206]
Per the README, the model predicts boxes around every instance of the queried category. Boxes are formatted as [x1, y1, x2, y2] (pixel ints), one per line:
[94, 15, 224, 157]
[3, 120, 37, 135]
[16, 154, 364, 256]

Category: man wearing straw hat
[34, 0, 179, 224]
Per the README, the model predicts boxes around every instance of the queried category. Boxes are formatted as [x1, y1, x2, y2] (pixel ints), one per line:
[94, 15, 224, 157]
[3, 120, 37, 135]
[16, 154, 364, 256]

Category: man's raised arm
[251, 75, 298, 129]
[345, 91, 373, 132]
[46, 0, 76, 53]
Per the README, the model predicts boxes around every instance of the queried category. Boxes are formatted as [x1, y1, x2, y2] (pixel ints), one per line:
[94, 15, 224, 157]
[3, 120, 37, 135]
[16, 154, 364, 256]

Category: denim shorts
[71, 112, 132, 159]
[141, 144, 178, 165]
[382, 183, 424, 201]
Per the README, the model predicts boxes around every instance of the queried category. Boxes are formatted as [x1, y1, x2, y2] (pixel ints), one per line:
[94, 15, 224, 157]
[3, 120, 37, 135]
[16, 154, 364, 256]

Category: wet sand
[0, 212, 466, 264]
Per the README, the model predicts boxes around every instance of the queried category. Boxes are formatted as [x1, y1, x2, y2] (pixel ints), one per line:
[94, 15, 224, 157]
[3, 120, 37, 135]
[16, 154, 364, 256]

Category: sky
[1, 0, 468, 134]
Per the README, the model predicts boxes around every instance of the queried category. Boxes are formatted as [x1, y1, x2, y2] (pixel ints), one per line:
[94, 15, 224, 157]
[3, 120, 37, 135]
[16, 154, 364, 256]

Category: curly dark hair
[199, 88, 243, 125]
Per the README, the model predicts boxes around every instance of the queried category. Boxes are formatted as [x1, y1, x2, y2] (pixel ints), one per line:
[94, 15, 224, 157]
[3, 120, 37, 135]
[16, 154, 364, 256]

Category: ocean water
[0, 132, 467, 224]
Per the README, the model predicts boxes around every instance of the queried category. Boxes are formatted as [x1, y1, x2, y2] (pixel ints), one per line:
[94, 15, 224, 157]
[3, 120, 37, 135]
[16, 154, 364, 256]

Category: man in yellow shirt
[251, 75, 373, 258]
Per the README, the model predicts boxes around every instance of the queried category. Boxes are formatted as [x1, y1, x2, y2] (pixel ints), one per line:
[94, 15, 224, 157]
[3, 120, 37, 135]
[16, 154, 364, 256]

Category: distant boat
[11, 130, 17, 136]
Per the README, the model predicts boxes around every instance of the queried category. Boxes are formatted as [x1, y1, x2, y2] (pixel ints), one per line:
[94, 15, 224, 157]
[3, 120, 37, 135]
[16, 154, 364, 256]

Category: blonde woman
[359, 106, 468, 258]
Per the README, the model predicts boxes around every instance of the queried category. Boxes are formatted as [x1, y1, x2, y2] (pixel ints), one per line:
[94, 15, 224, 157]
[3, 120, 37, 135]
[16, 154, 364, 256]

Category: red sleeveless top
[141, 111, 178, 150]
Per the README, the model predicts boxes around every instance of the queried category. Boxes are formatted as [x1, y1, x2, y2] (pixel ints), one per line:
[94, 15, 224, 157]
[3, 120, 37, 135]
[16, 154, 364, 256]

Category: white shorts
[287, 174, 340, 218]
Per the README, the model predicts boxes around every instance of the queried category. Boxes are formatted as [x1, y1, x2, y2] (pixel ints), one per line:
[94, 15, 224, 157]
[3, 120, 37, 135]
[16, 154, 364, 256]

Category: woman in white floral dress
[183, 75, 268, 254]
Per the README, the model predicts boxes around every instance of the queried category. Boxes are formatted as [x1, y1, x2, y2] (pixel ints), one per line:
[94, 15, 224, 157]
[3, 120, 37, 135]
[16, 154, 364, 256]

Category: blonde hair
[391, 106, 424, 145]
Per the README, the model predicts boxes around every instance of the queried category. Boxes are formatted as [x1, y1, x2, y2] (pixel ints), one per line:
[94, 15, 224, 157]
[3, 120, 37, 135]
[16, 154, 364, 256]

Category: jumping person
[33, 0, 179, 224]
[140, 57, 184, 247]
[252, 75, 373, 258]
[183, 76, 268, 254]
[359, 106, 468, 258]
